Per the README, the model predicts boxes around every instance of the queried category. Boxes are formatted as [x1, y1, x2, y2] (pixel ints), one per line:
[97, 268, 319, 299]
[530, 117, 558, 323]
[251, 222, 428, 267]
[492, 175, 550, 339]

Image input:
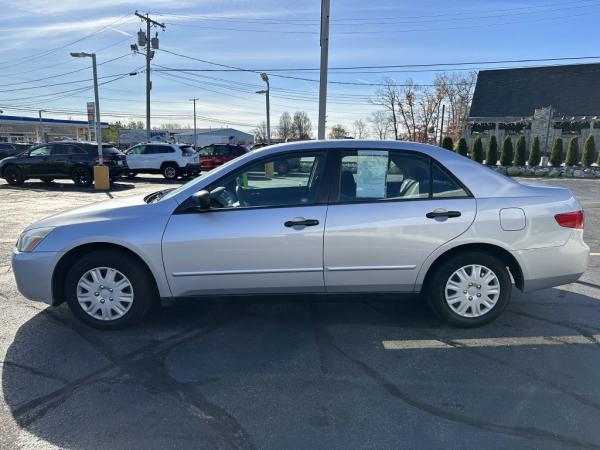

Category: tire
[71, 166, 93, 187]
[425, 251, 511, 327]
[64, 249, 157, 329]
[127, 172, 137, 179]
[40, 177, 54, 184]
[3, 165, 24, 186]
[161, 163, 179, 180]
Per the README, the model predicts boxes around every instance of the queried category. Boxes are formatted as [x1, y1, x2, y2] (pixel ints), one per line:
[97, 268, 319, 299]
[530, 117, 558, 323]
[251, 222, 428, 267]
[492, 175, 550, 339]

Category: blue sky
[0, 0, 598, 135]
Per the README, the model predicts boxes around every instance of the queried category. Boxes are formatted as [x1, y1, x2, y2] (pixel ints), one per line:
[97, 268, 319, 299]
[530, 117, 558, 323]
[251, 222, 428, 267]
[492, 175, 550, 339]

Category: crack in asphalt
[0, 361, 70, 385]
[10, 306, 256, 450]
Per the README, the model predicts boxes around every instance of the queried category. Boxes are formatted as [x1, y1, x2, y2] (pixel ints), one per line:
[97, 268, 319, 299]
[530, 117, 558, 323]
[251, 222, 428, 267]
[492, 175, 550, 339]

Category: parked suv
[198, 143, 249, 171]
[125, 142, 200, 180]
[0, 143, 20, 160]
[0, 141, 128, 187]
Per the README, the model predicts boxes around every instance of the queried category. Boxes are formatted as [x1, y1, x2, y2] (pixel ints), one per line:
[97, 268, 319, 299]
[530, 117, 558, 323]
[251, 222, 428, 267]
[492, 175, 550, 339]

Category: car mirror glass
[191, 190, 211, 210]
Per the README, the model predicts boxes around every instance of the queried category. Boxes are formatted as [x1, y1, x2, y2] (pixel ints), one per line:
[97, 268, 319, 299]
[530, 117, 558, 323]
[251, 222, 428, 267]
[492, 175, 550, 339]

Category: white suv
[125, 143, 200, 179]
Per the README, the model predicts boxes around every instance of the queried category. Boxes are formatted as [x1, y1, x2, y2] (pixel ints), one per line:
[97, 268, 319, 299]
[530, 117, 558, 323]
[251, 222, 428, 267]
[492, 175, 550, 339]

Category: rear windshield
[102, 145, 123, 155]
[180, 145, 196, 155]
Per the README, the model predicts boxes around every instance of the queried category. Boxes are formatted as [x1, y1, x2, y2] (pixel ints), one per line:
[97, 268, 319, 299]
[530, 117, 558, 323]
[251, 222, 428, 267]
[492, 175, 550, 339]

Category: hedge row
[442, 135, 599, 167]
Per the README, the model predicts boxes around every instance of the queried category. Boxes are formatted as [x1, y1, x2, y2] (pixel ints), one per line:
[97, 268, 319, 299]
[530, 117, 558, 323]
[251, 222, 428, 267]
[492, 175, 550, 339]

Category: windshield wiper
[144, 188, 174, 204]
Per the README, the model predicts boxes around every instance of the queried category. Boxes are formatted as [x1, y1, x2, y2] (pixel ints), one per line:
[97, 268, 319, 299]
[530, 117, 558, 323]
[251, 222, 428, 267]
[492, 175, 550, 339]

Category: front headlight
[16, 227, 55, 252]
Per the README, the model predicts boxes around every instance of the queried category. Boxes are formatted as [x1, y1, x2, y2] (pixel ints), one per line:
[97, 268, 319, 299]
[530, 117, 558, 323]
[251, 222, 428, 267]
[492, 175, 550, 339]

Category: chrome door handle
[284, 218, 319, 227]
[426, 209, 461, 219]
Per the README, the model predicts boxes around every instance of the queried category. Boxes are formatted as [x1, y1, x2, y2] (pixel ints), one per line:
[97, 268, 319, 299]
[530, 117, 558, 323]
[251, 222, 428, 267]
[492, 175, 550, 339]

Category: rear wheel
[127, 172, 137, 179]
[64, 250, 156, 329]
[71, 166, 93, 187]
[40, 177, 54, 184]
[161, 163, 179, 180]
[425, 251, 511, 327]
[4, 165, 24, 185]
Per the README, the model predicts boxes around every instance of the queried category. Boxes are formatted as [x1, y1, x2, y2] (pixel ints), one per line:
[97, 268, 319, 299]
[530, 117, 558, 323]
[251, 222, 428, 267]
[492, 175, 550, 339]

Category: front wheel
[64, 250, 157, 329]
[4, 165, 24, 186]
[161, 164, 179, 180]
[425, 251, 511, 327]
[71, 166, 93, 187]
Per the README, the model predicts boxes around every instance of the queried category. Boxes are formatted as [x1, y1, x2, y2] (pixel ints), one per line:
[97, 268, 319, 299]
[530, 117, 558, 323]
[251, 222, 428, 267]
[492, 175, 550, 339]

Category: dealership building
[0, 115, 108, 143]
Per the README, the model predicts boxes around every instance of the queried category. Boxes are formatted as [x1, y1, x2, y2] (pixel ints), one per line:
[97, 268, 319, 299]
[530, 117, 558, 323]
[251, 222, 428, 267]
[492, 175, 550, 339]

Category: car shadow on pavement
[0, 180, 137, 193]
[4, 289, 600, 449]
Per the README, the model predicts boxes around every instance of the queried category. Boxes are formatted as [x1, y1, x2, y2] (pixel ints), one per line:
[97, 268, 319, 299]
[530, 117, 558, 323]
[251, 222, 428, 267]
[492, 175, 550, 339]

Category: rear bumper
[12, 249, 62, 305]
[182, 163, 200, 173]
[108, 165, 129, 177]
[514, 232, 590, 292]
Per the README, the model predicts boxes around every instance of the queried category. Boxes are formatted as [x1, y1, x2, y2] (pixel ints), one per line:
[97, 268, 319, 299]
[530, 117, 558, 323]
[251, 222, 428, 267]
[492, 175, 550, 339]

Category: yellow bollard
[94, 165, 110, 190]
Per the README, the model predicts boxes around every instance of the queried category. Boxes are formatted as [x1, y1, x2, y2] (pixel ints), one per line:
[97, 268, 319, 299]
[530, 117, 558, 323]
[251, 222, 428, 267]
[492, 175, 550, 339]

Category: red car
[198, 144, 249, 171]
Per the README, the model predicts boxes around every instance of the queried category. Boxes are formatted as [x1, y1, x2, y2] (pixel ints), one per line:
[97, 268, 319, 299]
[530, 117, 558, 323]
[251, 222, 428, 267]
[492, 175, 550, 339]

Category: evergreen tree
[471, 136, 483, 163]
[549, 137, 564, 167]
[500, 136, 513, 166]
[485, 135, 498, 166]
[582, 135, 596, 167]
[441, 136, 454, 151]
[455, 137, 468, 157]
[514, 135, 526, 166]
[565, 137, 579, 166]
[528, 136, 541, 166]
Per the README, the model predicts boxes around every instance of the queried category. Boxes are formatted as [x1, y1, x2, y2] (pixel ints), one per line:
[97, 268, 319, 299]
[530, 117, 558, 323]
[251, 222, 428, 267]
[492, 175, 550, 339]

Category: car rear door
[323, 148, 476, 292]
[162, 150, 329, 297]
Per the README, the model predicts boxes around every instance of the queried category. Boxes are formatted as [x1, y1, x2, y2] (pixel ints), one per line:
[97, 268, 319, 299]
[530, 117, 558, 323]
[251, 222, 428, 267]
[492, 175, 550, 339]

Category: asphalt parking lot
[1, 176, 600, 449]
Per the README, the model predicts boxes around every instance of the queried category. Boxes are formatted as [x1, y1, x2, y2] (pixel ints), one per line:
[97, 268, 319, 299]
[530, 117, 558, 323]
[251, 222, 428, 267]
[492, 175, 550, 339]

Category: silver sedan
[12, 140, 589, 329]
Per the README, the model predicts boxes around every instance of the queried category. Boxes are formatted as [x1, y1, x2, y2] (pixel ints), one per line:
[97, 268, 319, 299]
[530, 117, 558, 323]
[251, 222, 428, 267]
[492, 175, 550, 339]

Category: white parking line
[382, 335, 600, 350]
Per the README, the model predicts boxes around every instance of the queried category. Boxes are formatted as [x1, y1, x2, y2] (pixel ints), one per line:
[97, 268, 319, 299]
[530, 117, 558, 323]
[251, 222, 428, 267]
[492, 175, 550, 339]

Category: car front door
[23, 144, 53, 177]
[162, 150, 329, 297]
[126, 145, 145, 170]
[323, 148, 476, 292]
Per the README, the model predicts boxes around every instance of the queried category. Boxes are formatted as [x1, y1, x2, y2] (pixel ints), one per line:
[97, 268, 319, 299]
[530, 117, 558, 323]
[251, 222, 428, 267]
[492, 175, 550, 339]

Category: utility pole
[134, 11, 165, 142]
[438, 104, 445, 146]
[38, 110, 45, 143]
[256, 73, 271, 144]
[189, 97, 198, 148]
[317, 0, 330, 140]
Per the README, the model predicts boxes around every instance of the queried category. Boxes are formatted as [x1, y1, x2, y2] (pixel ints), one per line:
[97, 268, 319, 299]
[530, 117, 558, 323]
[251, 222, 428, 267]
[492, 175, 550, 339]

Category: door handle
[426, 209, 461, 219]
[284, 218, 320, 227]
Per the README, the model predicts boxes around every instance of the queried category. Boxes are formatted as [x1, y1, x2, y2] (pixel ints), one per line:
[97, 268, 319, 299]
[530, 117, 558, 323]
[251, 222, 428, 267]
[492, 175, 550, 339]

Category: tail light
[554, 210, 584, 229]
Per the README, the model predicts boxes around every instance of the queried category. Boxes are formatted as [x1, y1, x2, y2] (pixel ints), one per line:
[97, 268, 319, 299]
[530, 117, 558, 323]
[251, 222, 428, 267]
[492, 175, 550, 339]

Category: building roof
[469, 63, 600, 119]
[0, 115, 108, 127]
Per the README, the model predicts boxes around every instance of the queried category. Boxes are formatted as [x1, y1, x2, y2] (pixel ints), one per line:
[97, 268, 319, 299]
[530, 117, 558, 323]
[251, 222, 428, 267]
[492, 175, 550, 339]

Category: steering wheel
[210, 186, 236, 208]
[235, 184, 249, 207]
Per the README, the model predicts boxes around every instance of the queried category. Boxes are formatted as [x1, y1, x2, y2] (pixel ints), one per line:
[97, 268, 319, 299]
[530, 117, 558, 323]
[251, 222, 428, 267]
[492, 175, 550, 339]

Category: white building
[172, 128, 254, 147]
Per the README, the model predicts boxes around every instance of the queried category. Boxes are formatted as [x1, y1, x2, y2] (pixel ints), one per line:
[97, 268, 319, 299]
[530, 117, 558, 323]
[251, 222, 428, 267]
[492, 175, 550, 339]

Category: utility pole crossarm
[134, 11, 165, 29]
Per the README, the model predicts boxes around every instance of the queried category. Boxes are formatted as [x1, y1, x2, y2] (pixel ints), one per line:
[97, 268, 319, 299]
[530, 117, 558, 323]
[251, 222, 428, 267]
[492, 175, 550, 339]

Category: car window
[29, 145, 52, 156]
[0, 143, 14, 150]
[127, 145, 144, 155]
[180, 145, 196, 156]
[199, 145, 214, 156]
[51, 144, 84, 155]
[205, 152, 325, 209]
[338, 150, 430, 202]
[151, 145, 174, 154]
[432, 162, 469, 198]
[214, 146, 231, 156]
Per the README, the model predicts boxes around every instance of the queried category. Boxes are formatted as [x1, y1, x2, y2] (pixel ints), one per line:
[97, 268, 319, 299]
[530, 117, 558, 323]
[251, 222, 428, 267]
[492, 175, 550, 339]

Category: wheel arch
[51, 242, 160, 306]
[419, 242, 524, 292]
[160, 161, 179, 169]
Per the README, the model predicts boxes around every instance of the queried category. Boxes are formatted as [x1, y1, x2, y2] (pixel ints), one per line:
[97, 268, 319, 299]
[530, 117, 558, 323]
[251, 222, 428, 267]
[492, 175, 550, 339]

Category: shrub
[455, 137, 468, 157]
[441, 136, 454, 151]
[514, 135, 526, 166]
[528, 136, 541, 166]
[565, 137, 579, 166]
[485, 135, 498, 166]
[549, 137, 564, 167]
[471, 136, 483, 163]
[500, 136, 513, 166]
[582, 135, 595, 167]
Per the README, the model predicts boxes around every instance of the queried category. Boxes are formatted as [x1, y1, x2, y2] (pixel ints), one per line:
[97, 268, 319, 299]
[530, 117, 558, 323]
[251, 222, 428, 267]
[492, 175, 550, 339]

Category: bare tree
[396, 80, 419, 142]
[329, 124, 349, 139]
[253, 121, 268, 143]
[277, 112, 293, 141]
[368, 110, 391, 139]
[371, 78, 400, 139]
[352, 119, 368, 139]
[435, 72, 477, 141]
[291, 111, 312, 140]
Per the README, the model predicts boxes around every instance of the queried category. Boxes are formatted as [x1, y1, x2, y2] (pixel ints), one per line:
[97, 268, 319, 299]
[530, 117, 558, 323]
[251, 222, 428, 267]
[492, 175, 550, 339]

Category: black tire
[71, 166, 93, 187]
[425, 251, 511, 327]
[4, 165, 24, 186]
[127, 172, 137, 179]
[161, 163, 179, 180]
[40, 177, 54, 184]
[64, 249, 157, 329]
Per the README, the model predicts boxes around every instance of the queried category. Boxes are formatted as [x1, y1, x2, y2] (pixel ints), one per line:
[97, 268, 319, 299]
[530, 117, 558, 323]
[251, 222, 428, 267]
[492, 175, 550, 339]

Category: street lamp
[256, 72, 270, 144]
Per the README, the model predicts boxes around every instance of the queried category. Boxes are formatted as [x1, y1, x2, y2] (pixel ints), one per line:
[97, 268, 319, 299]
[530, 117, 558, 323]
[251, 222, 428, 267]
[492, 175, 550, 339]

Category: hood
[26, 192, 169, 230]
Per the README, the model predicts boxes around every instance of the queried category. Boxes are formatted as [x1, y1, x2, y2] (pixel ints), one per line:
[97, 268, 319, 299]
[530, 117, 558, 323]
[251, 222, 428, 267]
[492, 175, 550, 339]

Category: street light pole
[189, 97, 198, 148]
[260, 73, 271, 144]
[38, 110, 45, 144]
[318, 0, 330, 140]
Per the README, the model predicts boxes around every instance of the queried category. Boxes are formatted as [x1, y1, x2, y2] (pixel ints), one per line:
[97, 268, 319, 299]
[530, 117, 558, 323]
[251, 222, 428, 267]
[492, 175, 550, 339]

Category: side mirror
[191, 190, 211, 210]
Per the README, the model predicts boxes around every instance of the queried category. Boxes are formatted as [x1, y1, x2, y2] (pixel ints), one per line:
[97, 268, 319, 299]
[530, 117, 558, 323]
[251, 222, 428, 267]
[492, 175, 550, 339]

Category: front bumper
[12, 249, 62, 305]
[514, 232, 590, 292]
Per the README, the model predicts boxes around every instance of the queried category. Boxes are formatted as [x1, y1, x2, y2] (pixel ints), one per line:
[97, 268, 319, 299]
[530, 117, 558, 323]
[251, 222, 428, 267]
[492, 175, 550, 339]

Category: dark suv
[0, 141, 128, 187]
[198, 144, 249, 171]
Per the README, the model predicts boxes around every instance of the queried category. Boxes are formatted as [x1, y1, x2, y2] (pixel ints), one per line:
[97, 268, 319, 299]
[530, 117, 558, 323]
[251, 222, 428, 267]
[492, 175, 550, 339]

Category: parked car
[0, 141, 128, 187]
[12, 140, 589, 329]
[0, 143, 20, 160]
[124, 142, 200, 180]
[198, 143, 249, 171]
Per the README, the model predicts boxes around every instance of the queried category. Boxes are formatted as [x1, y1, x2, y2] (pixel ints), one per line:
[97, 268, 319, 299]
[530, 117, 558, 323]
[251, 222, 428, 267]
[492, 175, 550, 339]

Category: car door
[23, 144, 53, 176]
[323, 148, 476, 292]
[49, 143, 77, 176]
[126, 145, 144, 170]
[162, 150, 329, 297]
